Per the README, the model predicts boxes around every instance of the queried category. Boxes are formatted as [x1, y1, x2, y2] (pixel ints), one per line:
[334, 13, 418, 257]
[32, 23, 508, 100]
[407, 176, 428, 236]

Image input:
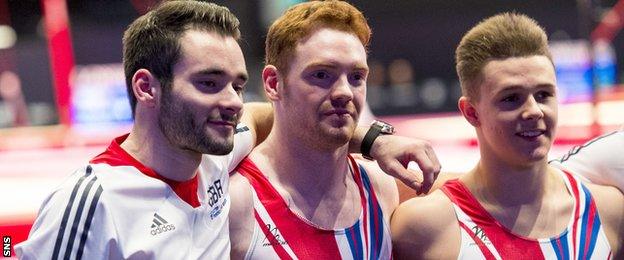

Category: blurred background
[1, 0, 623, 255]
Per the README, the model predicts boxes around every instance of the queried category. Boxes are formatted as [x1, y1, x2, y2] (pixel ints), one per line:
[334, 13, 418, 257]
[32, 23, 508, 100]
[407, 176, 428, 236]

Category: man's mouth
[516, 130, 545, 138]
[207, 120, 237, 127]
[324, 109, 351, 116]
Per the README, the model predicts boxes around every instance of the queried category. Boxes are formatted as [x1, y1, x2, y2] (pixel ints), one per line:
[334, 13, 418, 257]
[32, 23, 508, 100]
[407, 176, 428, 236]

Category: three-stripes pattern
[151, 213, 168, 228]
[51, 165, 103, 260]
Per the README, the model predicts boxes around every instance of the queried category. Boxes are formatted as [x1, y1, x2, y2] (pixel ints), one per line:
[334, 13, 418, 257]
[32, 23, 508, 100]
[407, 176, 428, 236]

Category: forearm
[241, 102, 273, 145]
[348, 126, 368, 154]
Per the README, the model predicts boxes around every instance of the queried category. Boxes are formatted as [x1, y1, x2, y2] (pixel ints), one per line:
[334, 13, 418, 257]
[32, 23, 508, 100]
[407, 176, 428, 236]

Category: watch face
[373, 120, 394, 134]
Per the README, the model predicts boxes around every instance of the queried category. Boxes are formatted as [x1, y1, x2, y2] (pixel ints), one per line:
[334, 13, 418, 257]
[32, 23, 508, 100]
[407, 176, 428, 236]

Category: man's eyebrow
[196, 68, 225, 76]
[195, 68, 248, 82]
[498, 83, 556, 92]
[305, 61, 369, 71]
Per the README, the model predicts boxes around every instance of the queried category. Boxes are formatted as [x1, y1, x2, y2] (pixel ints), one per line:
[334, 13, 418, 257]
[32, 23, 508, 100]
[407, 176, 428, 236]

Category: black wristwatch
[361, 120, 395, 160]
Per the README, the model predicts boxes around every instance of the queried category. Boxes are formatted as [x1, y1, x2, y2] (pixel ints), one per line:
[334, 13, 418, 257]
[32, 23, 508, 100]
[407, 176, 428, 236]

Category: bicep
[390, 200, 431, 259]
[228, 173, 256, 258]
[391, 193, 458, 259]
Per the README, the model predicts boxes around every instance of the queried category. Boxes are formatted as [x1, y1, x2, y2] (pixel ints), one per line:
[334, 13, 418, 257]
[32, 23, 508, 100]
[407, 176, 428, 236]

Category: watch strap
[361, 124, 382, 160]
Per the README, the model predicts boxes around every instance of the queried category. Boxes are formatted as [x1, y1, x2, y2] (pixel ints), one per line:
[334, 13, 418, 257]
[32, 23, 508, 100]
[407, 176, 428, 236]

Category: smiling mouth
[516, 130, 545, 138]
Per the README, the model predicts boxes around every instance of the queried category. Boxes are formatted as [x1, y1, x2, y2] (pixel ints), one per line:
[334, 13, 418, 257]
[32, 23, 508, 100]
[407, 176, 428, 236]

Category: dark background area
[2, 0, 622, 124]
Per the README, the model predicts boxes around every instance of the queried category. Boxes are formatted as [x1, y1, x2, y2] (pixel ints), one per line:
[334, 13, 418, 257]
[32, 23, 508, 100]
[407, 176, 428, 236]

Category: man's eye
[233, 84, 244, 93]
[501, 95, 518, 103]
[200, 81, 216, 88]
[312, 71, 330, 79]
[536, 91, 553, 100]
[352, 73, 365, 81]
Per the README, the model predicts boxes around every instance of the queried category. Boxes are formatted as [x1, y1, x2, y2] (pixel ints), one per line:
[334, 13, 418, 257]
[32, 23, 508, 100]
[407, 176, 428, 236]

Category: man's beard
[158, 91, 235, 155]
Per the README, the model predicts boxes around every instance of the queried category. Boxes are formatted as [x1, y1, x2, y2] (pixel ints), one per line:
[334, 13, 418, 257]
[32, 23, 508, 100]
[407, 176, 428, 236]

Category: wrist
[360, 120, 394, 160]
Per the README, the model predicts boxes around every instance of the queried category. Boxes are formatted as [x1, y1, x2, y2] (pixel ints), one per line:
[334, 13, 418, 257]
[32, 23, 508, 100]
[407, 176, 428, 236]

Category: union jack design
[441, 170, 612, 260]
[236, 155, 392, 260]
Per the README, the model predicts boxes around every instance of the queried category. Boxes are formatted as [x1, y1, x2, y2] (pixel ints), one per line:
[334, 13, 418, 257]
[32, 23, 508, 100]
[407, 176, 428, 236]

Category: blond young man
[392, 13, 624, 259]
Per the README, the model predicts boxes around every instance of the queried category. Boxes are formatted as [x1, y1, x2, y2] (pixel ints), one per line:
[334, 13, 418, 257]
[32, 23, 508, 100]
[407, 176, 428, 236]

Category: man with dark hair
[392, 12, 623, 259]
[15, 2, 261, 258]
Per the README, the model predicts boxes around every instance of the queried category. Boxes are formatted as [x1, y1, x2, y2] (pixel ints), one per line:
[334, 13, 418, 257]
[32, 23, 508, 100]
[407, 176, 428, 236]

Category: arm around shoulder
[240, 102, 273, 146]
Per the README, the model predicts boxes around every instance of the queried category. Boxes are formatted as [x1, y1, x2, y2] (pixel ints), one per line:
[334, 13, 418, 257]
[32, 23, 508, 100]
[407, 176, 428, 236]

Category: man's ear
[131, 69, 159, 108]
[262, 65, 281, 101]
[458, 96, 480, 127]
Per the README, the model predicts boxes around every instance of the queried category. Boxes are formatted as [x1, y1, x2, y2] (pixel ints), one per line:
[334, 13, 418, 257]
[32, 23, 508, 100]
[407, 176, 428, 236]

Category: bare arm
[240, 102, 273, 146]
[242, 104, 442, 194]
[589, 183, 624, 258]
[228, 173, 256, 259]
[391, 191, 459, 259]
[351, 132, 442, 194]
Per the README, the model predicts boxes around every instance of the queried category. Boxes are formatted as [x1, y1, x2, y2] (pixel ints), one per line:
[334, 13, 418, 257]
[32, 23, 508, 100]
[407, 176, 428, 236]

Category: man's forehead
[292, 29, 367, 67]
[176, 29, 246, 75]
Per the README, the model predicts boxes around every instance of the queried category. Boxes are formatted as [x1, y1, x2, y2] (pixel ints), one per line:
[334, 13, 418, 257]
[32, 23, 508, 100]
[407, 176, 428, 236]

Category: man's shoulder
[353, 158, 397, 197]
[229, 172, 254, 195]
[354, 158, 399, 217]
[227, 172, 256, 259]
[554, 130, 624, 166]
[392, 190, 456, 242]
[228, 172, 255, 216]
[585, 181, 624, 220]
[584, 181, 624, 255]
[393, 190, 456, 229]
[391, 190, 458, 258]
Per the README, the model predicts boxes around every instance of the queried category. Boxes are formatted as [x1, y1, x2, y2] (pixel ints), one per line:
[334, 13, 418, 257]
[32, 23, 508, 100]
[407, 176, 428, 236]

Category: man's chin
[195, 134, 234, 155]
[319, 126, 353, 146]
[198, 142, 233, 155]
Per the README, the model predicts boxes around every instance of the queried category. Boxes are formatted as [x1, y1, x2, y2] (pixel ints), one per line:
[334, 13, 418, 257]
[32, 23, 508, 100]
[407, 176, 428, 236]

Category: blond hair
[455, 12, 552, 100]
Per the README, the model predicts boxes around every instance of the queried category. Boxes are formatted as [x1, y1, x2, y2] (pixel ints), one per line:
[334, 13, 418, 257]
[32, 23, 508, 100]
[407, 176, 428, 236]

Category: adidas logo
[150, 213, 176, 236]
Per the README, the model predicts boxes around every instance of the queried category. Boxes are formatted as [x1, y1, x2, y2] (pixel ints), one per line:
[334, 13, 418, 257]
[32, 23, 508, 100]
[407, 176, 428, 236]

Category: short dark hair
[455, 12, 552, 100]
[122, 0, 241, 114]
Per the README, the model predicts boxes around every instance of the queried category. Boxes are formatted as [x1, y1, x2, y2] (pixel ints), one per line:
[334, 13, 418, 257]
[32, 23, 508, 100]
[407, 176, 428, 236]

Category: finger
[421, 166, 435, 194]
[425, 147, 442, 180]
[382, 159, 423, 192]
[409, 150, 437, 194]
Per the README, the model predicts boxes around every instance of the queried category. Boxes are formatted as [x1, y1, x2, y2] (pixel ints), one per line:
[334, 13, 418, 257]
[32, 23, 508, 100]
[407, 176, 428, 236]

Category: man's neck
[467, 158, 551, 206]
[120, 126, 202, 182]
[461, 151, 573, 238]
[254, 128, 351, 195]
[250, 126, 364, 229]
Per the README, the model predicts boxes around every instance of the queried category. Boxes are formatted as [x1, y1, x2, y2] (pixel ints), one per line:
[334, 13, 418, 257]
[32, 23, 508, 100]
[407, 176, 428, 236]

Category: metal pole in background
[41, 0, 75, 126]
[577, 0, 601, 136]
